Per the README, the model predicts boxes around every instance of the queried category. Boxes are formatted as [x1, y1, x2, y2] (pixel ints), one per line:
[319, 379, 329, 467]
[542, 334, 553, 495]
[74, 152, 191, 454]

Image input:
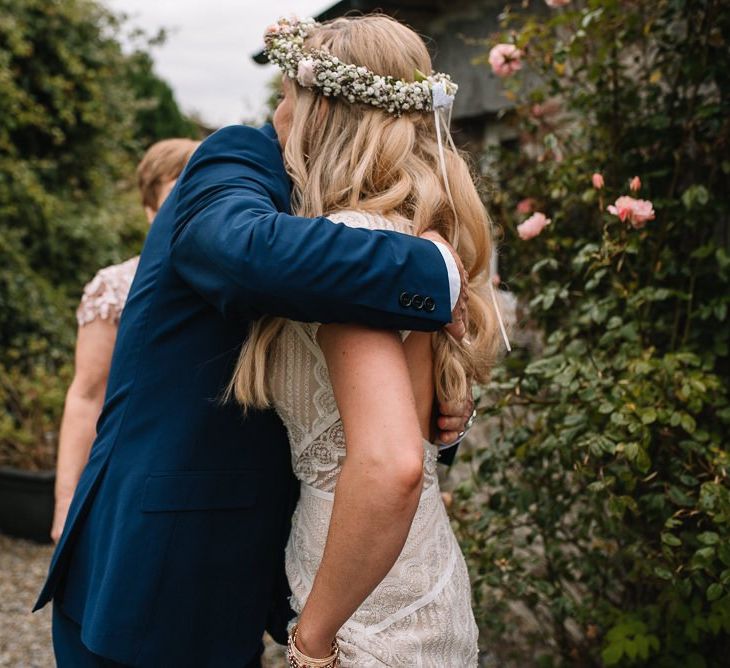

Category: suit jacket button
[423, 297, 436, 312]
[399, 291, 413, 307]
[412, 294, 424, 310]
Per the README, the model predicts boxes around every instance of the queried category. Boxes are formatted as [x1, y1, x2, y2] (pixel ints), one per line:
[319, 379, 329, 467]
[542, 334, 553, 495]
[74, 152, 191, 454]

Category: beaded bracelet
[287, 625, 341, 668]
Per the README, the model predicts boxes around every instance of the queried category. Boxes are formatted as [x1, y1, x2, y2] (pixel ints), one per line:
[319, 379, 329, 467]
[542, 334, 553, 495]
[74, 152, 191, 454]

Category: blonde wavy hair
[230, 14, 501, 409]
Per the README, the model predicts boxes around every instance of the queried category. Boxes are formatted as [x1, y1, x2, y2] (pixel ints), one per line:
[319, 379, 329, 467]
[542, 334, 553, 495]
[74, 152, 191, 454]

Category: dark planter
[0, 467, 55, 543]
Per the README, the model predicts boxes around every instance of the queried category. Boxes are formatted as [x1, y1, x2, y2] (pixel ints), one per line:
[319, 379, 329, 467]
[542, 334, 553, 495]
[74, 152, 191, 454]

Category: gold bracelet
[287, 624, 341, 668]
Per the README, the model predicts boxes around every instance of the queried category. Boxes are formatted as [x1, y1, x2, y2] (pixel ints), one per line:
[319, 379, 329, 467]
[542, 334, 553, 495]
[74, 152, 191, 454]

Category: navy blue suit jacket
[35, 124, 451, 666]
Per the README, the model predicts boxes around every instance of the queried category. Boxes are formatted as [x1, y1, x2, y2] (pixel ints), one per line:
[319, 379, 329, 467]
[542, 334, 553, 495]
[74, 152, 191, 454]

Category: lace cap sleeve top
[76, 256, 140, 327]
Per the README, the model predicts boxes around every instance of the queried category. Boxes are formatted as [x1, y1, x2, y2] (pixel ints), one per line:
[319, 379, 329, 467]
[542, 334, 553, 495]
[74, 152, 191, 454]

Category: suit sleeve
[169, 124, 452, 331]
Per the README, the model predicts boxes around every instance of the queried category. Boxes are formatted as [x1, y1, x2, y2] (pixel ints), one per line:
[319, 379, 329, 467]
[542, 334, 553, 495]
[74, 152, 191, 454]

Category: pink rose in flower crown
[489, 44, 523, 78]
[592, 173, 605, 189]
[630, 176, 641, 192]
[516, 198, 536, 215]
[546, 0, 571, 6]
[265, 23, 281, 35]
[517, 212, 551, 240]
[607, 196, 655, 228]
[297, 58, 316, 87]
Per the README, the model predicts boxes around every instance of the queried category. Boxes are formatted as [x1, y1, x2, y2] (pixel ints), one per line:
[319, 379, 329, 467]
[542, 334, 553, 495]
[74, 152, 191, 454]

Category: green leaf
[525, 357, 565, 376]
[668, 486, 695, 507]
[695, 546, 716, 561]
[707, 583, 724, 601]
[698, 532, 720, 545]
[662, 532, 682, 546]
[718, 542, 730, 566]
[601, 642, 624, 665]
[624, 637, 638, 660]
[654, 566, 673, 580]
[625, 442, 639, 461]
[635, 446, 652, 473]
[680, 413, 697, 434]
[682, 185, 710, 209]
[581, 7, 604, 27]
[531, 257, 559, 273]
[635, 633, 650, 660]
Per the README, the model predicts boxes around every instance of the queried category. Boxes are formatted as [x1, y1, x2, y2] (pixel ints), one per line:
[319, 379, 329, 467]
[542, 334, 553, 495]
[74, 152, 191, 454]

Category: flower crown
[263, 17, 458, 117]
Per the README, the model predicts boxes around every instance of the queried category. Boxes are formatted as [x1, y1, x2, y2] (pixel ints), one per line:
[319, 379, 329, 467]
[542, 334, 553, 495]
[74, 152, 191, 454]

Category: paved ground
[0, 533, 286, 667]
[0, 534, 54, 667]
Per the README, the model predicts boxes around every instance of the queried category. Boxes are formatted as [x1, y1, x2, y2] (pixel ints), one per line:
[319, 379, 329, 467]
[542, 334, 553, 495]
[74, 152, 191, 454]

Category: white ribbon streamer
[432, 91, 512, 352]
[434, 107, 460, 250]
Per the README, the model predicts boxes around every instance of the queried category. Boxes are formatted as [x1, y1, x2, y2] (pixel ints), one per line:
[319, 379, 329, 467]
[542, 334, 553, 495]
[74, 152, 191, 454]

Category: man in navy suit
[35, 124, 469, 667]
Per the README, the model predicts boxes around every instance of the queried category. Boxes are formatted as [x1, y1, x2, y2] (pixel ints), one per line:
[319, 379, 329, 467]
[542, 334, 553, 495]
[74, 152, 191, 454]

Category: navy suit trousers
[53, 605, 128, 667]
[52, 605, 263, 668]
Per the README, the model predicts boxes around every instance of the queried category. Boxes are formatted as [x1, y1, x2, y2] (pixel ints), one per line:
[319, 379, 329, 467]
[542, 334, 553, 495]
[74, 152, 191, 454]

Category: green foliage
[0, 360, 72, 471]
[0, 0, 197, 469]
[455, 1, 730, 665]
[125, 48, 200, 148]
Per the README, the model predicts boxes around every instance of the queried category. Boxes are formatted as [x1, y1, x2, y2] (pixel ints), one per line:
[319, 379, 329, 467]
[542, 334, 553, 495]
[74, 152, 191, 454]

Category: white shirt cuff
[429, 241, 461, 310]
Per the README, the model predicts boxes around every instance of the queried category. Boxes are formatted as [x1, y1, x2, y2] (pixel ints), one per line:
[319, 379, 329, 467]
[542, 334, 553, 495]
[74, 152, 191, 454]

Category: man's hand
[437, 397, 475, 445]
[420, 231, 469, 340]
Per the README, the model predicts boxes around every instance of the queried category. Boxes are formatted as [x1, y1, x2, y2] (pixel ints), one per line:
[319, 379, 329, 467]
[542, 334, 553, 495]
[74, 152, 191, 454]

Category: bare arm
[294, 324, 425, 657]
[51, 318, 116, 542]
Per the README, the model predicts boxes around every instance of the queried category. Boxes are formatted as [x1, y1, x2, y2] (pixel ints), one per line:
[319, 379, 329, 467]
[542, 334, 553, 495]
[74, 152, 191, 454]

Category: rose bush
[457, 1, 730, 666]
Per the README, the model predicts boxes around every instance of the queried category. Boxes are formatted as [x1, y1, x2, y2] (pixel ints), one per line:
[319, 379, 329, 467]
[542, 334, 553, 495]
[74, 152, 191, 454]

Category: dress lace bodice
[76, 256, 139, 327]
[268, 211, 478, 666]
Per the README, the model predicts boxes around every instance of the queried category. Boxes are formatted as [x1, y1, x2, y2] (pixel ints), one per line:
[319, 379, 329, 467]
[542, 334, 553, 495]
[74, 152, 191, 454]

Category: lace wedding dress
[268, 210, 479, 666]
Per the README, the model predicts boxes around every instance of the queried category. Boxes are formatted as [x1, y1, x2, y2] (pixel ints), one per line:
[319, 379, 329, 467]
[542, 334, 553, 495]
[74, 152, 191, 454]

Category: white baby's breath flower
[263, 16, 459, 116]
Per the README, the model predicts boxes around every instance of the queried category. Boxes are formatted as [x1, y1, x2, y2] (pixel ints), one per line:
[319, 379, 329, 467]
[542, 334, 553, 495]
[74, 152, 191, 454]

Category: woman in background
[51, 138, 200, 542]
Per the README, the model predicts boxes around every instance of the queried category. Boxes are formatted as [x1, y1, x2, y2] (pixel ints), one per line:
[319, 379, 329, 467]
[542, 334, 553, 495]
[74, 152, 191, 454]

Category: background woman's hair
[231, 14, 501, 409]
[136, 138, 200, 210]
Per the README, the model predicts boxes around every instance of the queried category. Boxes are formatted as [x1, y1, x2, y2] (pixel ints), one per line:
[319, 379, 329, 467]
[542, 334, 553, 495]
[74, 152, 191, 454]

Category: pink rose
[592, 172, 604, 189]
[265, 23, 281, 35]
[489, 44, 523, 78]
[492, 273, 501, 286]
[545, 0, 571, 6]
[626, 199, 655, 227]
[297, 59, 316, 87]
[607, 196, 634, 222]
[630, 176, 641, 192]
[607, 196, 655, 228]
[517, 212, 551, 240]
[516, 197, 536, 215]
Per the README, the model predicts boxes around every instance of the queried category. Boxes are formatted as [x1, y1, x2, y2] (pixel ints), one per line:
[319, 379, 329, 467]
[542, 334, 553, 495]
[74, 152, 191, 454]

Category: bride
[231, 15, 502, 667]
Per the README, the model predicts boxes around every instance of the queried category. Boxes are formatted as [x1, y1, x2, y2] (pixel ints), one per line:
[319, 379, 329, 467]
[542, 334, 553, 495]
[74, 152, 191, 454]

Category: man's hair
[136, 138, 200, 211]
